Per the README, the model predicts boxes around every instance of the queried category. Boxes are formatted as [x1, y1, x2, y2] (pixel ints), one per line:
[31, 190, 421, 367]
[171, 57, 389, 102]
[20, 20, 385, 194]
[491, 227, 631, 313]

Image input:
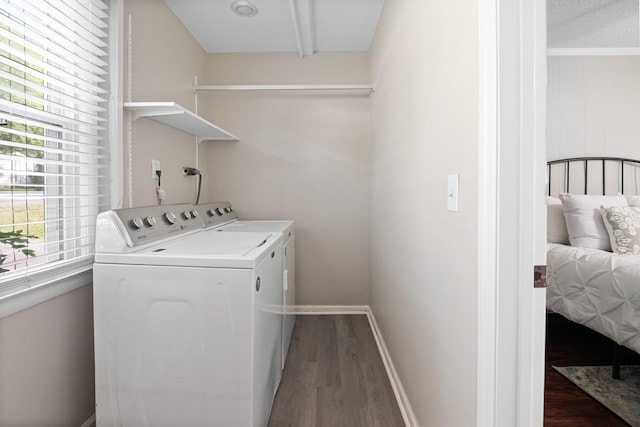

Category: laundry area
[97, 2, 381, 424]
[0, 0, 480, 426]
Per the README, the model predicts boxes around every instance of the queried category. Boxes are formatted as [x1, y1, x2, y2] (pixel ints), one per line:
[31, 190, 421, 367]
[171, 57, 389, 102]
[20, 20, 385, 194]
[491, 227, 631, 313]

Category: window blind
[0, 0, 110, 298]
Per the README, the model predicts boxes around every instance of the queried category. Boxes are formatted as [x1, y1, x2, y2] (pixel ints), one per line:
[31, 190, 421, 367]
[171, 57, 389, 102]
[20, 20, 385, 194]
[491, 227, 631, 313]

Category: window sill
[0, 268, 92, 319]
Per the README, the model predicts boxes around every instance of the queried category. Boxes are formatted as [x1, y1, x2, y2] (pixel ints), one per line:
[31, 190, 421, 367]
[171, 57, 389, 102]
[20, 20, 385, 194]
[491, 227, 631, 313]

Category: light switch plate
[152, 159, 160, 178]
[447, 174, 459, 212]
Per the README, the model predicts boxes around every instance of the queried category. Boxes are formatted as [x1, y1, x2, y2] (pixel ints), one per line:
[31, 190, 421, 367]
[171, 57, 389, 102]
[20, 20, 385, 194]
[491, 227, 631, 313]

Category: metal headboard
[547, 157, 640, 196]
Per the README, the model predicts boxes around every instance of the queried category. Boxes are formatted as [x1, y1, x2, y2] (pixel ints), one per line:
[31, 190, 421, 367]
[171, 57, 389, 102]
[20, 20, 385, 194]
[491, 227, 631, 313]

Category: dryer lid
[215, 220, 294, 234]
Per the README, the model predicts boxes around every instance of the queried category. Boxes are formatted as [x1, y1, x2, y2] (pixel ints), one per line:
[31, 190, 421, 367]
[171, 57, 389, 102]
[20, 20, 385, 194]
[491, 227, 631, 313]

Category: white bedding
[547, 243, 640, 354]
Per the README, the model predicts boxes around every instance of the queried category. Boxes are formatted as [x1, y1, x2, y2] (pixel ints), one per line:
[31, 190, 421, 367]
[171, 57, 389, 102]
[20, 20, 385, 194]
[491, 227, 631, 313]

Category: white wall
[0, 286, 95, 426]
[124, 0, 209, 207]
[202, 53, 371, 305]
[547, 56, 640, 160]
[369, 0, 479, 425]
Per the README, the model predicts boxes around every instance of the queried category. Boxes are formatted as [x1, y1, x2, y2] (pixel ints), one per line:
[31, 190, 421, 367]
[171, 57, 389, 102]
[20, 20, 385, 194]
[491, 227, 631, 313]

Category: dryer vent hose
[183, 167, 202, 205]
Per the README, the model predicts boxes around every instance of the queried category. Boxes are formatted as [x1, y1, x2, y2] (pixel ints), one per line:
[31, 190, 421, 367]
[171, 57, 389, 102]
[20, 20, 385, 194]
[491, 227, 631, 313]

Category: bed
[546, 157, 640, 378]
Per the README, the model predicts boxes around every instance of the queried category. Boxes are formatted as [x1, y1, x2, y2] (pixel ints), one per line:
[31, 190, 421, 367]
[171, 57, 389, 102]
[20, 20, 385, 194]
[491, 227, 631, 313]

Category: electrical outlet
[152, 160, 160, 178]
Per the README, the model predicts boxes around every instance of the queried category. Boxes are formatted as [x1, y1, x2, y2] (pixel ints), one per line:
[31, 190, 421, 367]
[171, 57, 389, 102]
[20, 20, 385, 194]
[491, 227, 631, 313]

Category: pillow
[560, 193, 628, 250]
[547, 196, 569, 244]
[600, 206, 640, 255]
[626, 195, 640, 207]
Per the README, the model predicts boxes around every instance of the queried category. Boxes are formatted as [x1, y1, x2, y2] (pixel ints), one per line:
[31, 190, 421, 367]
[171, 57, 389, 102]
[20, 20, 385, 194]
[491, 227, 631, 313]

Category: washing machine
[193, 202, 295, 369]
[93, 203, 284, 427]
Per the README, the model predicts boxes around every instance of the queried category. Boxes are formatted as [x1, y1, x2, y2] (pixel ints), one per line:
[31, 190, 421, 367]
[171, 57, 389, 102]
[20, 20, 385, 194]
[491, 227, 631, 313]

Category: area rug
[554, 365, 640, 426]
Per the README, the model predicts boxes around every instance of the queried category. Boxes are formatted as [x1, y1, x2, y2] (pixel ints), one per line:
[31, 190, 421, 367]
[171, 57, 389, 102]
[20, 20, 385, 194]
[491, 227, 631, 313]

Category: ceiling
[163, 0, 386, 57]
[547, 0, 639, 48]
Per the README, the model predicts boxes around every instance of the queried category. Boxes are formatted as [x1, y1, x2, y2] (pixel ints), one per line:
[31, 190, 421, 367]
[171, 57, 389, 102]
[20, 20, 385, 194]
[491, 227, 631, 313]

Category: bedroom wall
[0, 285, 95, 426]
[123, 0, 210, 207]
[369, 0, 479, 425]
[547, 56, 640, 160]
[202, 52, 371, 306]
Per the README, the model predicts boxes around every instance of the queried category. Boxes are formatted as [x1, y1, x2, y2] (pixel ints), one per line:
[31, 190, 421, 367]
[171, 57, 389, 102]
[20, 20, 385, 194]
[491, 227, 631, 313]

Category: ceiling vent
[231, 1, 258, 17]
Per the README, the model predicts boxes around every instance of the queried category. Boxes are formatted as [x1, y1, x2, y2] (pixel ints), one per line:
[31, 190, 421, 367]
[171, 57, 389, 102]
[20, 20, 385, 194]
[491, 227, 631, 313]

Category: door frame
[477, 0, 547, 425]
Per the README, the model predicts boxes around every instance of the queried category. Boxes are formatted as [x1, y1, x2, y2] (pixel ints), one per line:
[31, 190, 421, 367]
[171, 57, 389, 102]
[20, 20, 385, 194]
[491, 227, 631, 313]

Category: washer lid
[95, 231, 283, 268]
[153, 231, 274, 256]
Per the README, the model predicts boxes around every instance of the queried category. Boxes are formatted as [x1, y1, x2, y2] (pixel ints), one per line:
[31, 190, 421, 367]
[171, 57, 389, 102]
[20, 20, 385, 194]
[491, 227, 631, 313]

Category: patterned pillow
[600, 206, 640, 255]
[560, 193, 628, 250]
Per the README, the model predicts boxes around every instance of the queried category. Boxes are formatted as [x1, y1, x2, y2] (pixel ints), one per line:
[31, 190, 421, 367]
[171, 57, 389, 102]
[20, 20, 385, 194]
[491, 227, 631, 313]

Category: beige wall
[124, 0, 210, 207]
[547, 56, 640, 162]
[202, 53, 371, 305]
[369, 0, 479, 425]
[0, 285, 94, 427]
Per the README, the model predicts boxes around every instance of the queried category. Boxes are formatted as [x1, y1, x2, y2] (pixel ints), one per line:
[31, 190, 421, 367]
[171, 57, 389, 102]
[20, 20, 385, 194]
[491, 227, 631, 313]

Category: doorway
[543, 1, 640, 425]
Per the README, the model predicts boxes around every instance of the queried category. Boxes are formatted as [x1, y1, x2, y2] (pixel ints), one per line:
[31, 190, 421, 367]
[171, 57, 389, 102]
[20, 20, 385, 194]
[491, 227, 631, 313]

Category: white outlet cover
[447, 174, 459, 212]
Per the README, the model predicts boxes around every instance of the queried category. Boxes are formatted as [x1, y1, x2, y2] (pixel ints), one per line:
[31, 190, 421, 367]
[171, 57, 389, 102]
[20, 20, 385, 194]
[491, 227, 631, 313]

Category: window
[0, 0, 111, 298]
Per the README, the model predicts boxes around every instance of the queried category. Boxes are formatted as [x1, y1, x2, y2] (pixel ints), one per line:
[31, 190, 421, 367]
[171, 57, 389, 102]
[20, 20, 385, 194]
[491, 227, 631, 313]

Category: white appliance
[93, 204, 284, 427]
[193, 202, 296, 369]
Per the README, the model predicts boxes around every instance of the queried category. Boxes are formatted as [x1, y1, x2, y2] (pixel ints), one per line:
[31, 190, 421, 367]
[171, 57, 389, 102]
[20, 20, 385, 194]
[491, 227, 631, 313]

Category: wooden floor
[544, 313, 640, 426]
[268, 314, 405, 427]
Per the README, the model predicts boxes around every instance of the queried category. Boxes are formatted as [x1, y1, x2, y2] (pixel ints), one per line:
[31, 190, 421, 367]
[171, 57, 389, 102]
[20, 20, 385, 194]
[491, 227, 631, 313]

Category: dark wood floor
[268, 314, 405, 427]
[545, 313, 640, 426]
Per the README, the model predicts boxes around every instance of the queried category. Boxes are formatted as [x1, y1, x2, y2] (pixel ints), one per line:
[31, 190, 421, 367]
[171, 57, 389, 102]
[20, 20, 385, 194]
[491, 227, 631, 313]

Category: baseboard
[80, 413, 95, 427]
[366, 307, 419, 427]
[293, 305, 369, 314]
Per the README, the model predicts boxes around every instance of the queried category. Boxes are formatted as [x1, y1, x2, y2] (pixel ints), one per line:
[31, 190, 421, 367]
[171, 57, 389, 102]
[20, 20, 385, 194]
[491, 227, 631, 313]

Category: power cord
[156, 170, 165, 204]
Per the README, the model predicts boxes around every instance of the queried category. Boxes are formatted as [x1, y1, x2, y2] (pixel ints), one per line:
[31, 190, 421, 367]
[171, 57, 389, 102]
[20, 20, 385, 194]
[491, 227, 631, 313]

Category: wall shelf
[124, 102, 238, 143]
[194, 84, 374, 96]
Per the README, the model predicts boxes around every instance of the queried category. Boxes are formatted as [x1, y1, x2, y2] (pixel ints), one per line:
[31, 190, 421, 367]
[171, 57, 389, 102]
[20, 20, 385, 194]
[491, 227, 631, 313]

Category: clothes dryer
[194, 202, 295, 369]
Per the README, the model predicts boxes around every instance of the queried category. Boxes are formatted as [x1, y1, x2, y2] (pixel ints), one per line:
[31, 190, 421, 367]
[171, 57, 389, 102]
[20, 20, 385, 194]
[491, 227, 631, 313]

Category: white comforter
[547, 243, 640, 354]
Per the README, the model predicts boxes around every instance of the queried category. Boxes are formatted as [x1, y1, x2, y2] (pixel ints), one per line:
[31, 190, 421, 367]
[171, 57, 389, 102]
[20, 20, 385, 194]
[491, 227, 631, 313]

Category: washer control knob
[228, 206, 234, 212]
[224, 207, 232, 213]
[144, 216, 157, 227]
[207, 209, 216, 217]
[190, 209, 199, 218]
[130, 218, 144, 230]
[163, 212, 177, 224]
[182, 210, 192, 220]
[215, 207, 224, 216]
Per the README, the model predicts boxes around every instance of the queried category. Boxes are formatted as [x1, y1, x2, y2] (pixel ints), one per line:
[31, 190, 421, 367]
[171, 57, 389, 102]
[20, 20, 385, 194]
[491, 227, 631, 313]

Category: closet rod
[194, 84, 374, 93]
